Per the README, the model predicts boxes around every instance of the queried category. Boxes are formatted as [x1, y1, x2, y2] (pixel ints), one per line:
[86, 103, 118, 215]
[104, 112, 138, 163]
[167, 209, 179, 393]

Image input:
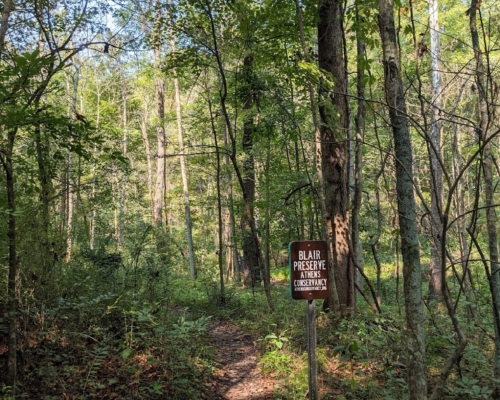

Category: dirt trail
[209, 321, 275, 400]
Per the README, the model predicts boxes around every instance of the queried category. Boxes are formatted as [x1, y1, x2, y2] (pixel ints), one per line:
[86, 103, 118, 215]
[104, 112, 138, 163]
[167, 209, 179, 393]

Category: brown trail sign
[289, 240, 329, 300]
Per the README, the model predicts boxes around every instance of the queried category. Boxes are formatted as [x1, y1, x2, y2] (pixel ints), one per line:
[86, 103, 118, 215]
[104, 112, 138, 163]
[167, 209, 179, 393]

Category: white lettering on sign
[290, 241, 329, 299]
[293, 259, 326, 271]
[298, 250, 321, 260]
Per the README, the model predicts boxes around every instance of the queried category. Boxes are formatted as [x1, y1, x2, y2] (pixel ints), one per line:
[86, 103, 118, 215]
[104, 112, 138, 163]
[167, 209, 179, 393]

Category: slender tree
[469, 0, 500, 394]
[172, 44, 197, 278]
[378, 0, 427, 397]
[426, 0, 444, 299]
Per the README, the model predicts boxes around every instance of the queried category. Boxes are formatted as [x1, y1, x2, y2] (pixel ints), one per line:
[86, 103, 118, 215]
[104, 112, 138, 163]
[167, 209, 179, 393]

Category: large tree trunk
[318, 0, 354, 311]
[295, 0, 340, 308]
[378, 0, 427, 398]
[469, 0, 500, 395]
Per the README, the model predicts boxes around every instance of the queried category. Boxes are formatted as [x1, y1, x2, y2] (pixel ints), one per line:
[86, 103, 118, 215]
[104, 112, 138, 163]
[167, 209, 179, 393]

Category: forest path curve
[209, 321, 275, 400]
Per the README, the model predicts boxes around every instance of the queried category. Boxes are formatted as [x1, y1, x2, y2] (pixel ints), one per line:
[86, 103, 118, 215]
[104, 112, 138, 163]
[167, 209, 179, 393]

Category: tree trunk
[241, 53, 261, 286]
[65, 69, 79, 262]
[153, 46, 166, 231]
[172, 52, 196, 278]
[140, 101, 154, 220]
[352, 11, 366, 289]
[378, 0, 427, 397]
[295, 0, 340, 310]
[118, 84, 128, 249]
[3, 128, 18, 388]
[0, 0, 13, 57]
[469, 0, 500, 394]
[211, 103, 225, 302]
[65, 159, 73, 259]
[428, 0, 444, 299]
[318, 0, 354, 311]
[90, 80, 102, 251]
[223, 124, 240, 282]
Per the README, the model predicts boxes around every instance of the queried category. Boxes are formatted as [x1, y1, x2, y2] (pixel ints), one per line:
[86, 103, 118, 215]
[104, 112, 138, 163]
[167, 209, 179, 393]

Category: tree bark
[65, 69, 79, 262]
[3, 127, 18, 388]
[210, 99, 225, 302]
[0, 0, 13, 58]
[427, 0, 444, 299]
[378, 0, 427, 397]
[295, 0, 340, 309]
[172, 54, 196, 278]
[318, 0, 354, 311]
[153, 46, 166, 231]
[140, 100, 154, 220]
[352, 10, 366, 289]
[223, 124, 240, 282]
[240, 53, 262, 286]
[469, 0, 500, 395]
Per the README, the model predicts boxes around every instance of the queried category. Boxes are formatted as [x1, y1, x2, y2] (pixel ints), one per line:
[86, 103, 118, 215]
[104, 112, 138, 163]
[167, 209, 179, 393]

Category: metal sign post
[289, 241, 328, 400]
[307, 299, 318, 400]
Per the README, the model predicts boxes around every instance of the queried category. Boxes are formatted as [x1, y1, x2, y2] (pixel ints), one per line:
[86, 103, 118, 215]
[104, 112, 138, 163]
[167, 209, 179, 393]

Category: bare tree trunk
[118, 84, 128, 249]
[65, 69, 79, 262]
[209, 101, 225, 302]
[352, 9, 366, 289]
[172, 50, 196, 278]
[140, 101, 154, 220]
[318, 0, 354, 311]
[3, 127, 18, 388]
[428, 0, 444, 299]
[469, 1, 500, 395]
[241, 53, 261, 286]
[223, 124, 240, 282]
[378, 0, 427, 397]
[153, 46, 166, 231]
[451, 125, 471, 291]
[90, 78, 101, 251]
[66, 151, 74, 261]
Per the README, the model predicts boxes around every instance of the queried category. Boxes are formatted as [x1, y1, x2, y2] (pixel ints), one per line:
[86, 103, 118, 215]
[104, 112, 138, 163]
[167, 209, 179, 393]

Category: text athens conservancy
[292, 250, 327, 291]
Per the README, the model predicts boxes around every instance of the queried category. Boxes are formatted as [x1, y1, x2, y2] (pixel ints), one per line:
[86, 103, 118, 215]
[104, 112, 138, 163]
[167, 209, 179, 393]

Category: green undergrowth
[169, 263, 496, 399]
[1, 254, 496, 400]
[0, 259, 217, 399]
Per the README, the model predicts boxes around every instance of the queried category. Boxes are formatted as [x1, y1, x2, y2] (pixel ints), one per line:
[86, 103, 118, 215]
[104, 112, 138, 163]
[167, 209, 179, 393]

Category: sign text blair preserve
[289, 241, 329, 300]
[292, 250, 327, 291]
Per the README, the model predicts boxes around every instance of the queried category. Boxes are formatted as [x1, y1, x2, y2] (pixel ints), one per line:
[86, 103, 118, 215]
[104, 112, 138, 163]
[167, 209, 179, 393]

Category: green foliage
[259, 328, 290, 351]
[445, 377, 493, 399]
[170, 315, 212, 338]
[2, 0, 500, 398]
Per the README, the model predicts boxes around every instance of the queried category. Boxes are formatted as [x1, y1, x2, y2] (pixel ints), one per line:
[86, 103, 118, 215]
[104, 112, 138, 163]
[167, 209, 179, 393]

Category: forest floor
[209, 321, 275, 400]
